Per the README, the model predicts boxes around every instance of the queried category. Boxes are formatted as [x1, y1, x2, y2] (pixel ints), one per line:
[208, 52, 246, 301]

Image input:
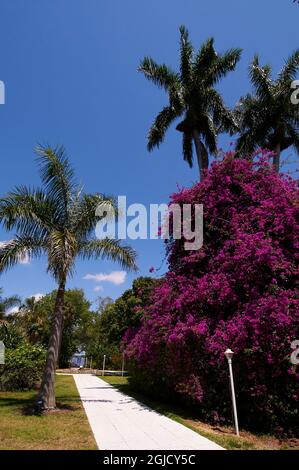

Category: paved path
[73, 374, 224, 450]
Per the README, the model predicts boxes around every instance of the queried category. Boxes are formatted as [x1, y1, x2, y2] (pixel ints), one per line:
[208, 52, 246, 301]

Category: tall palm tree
[0, 145, 137, 409]
[235, 52, 299, 171]
[0, 288, 21, 320]
[138, 26, 241, 178]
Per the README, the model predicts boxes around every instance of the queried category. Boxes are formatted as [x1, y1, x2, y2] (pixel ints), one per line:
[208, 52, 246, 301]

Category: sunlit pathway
[73, 374, 224, 450]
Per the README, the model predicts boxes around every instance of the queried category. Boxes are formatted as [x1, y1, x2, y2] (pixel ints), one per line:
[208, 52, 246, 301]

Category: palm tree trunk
[37, 278, 66, 410]
[273, 142, 281, 172]
[193, 130, 208, 179]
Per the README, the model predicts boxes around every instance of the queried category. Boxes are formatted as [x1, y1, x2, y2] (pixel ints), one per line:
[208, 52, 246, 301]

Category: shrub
[0, 321, 24, 349]
[125, 152, 299, 434]
[0, 343, 46, 391]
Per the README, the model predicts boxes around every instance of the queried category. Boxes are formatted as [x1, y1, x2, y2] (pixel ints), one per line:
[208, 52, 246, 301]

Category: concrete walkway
[73, 374, 223, 450]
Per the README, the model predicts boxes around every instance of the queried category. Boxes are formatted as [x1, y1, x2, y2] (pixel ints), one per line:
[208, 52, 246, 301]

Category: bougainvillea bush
[124, 152, 299, 434]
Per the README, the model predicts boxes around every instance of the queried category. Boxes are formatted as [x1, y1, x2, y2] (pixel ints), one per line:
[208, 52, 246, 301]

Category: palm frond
[194, 38, 216, 76]
[249, 55, 272, 100]
[138, 57, 179, 91]
[235, 129, 259, 155]
[147, 106, 180, 151]
[0, 186, 54, 239]
[278, 49, 299, 84]
[207, 89, 238, 133]
[79, 238, 138, 271]
[0, 236, 45, 272]
[70, 193, 117, 237]
[206, 48, 242, 86]
[179, 25, 193, 86]
[35, 145, 76, 220]
[201, 114, 218, 154]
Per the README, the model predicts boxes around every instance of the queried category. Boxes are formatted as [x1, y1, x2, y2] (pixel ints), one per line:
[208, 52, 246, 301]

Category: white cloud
[84, 270, 127, 285]
[6, 293, 44, 315]
[0, 240, 30, 265]
[7, 306, 20, 315]
[31, 293, 45, 302]
[94, 286, 104, 292]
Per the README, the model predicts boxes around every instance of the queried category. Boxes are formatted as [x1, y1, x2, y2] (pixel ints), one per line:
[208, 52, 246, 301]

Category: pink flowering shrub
[125, 153, 299, 433]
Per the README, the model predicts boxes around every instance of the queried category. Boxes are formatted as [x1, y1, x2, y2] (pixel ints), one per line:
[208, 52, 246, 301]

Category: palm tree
[0, 145, 137, 409]
[0, 288, 21, 320]
[138, 26, 241, 178]
[235, 52, 299, 171]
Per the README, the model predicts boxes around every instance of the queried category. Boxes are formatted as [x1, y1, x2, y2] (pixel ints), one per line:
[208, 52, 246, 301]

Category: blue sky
[0, 0, 298, 306]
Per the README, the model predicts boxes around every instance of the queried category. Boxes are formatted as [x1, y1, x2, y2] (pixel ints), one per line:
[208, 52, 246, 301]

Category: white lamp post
[224, 348, 240, 436]
[102, 354, 106, 376]
[0, 341, 5, 365]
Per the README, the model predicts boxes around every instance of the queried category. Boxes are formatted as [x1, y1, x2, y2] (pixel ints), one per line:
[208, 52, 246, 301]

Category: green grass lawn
[0, 375, 97, 450]
[101, 376, 298, 451]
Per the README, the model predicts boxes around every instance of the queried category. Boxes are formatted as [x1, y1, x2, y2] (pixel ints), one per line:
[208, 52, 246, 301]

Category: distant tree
[95, 296, 114, 315]
[86, 277, 157, 369]
[139, 26, 241, 178]
[16, 296, 48, 344]
[0, 145, 137, 409]
[18, 289, 93, 367]
[235, 52, 299, 171]
[0, 288, 21, 320]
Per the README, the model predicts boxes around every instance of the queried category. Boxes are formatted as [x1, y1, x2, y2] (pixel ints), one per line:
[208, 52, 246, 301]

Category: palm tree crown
[139, 25, 241, 178]
[235, 51, 299, 171]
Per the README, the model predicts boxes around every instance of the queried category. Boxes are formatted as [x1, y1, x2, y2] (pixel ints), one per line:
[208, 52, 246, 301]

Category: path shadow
[101, 381, 201, 421]
[81, 399, 112, 403]
[83, 387, 111, 390]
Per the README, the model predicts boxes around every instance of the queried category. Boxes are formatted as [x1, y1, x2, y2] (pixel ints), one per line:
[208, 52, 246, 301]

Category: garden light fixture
[224, 348, 240, 436]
